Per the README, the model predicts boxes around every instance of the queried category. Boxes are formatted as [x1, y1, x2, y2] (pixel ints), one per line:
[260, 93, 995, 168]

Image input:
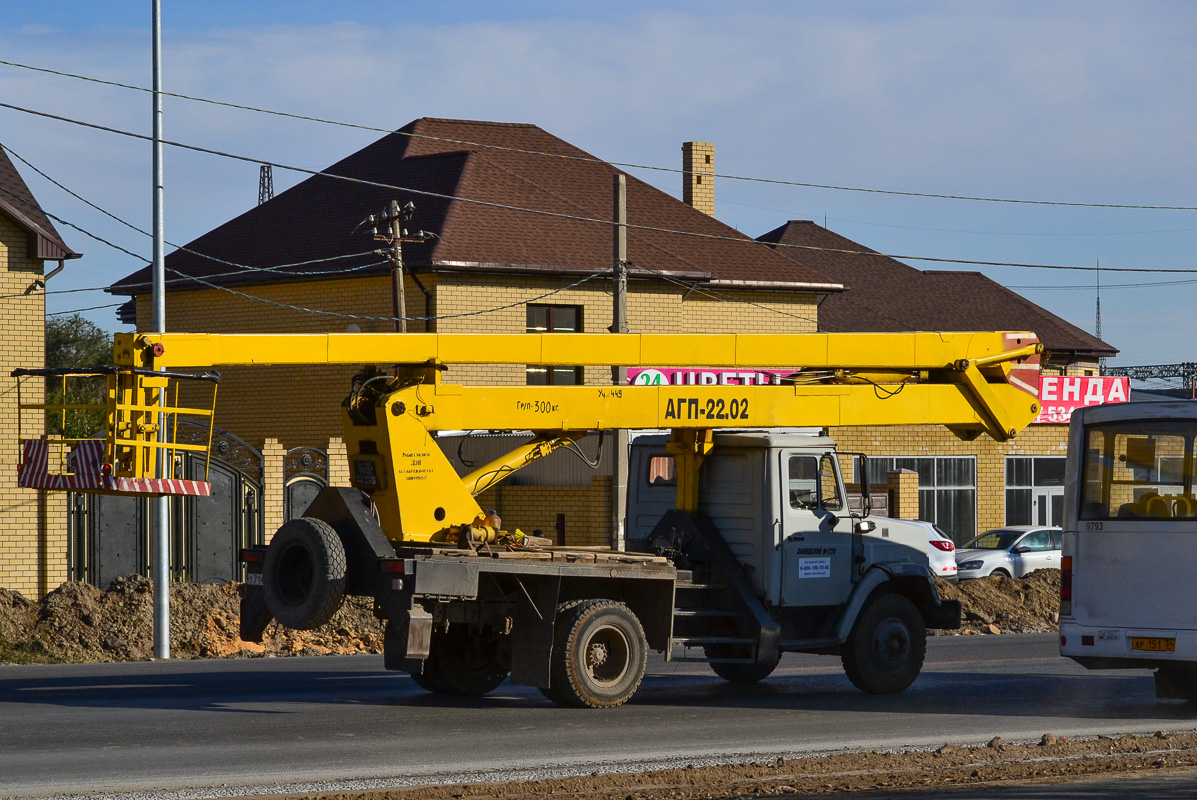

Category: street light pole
[151, 0, 170, 660]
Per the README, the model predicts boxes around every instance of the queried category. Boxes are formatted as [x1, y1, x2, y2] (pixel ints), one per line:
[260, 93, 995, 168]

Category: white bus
[1060, 400, 1197, 700]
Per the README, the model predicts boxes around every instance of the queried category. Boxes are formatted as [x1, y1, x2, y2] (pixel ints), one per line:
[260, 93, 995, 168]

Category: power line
[0, 143, 619, 324]
[47, 302, 125, 316]
[4, 100, 1197, 275]
[3, 57, 1197, 213]
[632, 263, 819, 327]
[1009, 277, 1197, 290]
[163, 264, 614, 324]
[0, 179, 389, 297]
[0, 142, 383, 281]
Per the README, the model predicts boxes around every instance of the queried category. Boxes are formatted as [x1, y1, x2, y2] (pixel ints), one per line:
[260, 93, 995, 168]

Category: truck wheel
[841, 592, 926, 694]
[409, 661, 452, 695]
[706, 650, 780, 684]
[431, 624, 511, 697]
[1155, 665, 1197, 700]
[263, 517, 346, 630]
[541, 599, 647, 708]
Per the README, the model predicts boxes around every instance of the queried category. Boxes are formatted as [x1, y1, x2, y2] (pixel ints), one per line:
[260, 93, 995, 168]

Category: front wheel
[841, 592, 926, 694]
[541, 599, 647, 708]
[991, 568, 1011, 578]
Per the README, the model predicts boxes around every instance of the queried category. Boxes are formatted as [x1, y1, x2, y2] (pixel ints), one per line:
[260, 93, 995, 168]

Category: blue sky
[2, 1, 1196, 370]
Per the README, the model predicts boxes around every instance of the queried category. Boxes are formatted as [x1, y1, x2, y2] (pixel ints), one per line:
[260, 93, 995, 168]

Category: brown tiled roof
[758, 220, 1117, 358]
[113, 119, 838, 294]
[0, 147, 80, 261]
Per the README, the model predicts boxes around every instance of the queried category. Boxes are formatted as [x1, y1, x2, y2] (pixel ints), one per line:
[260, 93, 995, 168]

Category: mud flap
[923, 598, 962, 630]
[510, 576, 560, 688]
[238, 583, 272, 643]
[384, 605, 434, 672]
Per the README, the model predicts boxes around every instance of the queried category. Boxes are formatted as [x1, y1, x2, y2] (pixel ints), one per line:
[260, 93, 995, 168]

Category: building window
[1005, 456, 1066, 527]
[860, 456, 976, 544]
[526, 304, 582, 385]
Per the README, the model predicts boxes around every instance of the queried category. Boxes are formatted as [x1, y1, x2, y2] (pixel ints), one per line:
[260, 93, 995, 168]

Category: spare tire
[263, 517, 346, 630]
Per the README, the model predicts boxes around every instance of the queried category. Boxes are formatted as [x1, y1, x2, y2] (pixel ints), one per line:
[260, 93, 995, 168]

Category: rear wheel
[430, 623, 511, 696]
[409, 661, 452, 694]
[841, 592, 926, 694]
[263, 517, 346, 630]
[1155, 665, 1197, 700]
[541, 599, 647, 708]
[705, 646, 780, 683]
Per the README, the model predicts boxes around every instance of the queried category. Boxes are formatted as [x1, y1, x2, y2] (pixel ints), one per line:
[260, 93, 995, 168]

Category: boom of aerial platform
[13, 330, 1042, 544]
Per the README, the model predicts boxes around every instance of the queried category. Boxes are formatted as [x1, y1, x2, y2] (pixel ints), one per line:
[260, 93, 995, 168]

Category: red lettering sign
[1034, 376, 1128, 423]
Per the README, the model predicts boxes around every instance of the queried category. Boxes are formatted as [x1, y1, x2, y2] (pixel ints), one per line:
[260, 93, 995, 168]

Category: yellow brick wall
[0, 215, 68, 597]
[139, 272, 818, 541]
[475, 476, 614, 548]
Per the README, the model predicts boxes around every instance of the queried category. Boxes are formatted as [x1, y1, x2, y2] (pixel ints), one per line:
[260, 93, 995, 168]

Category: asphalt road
[2, 633, 1196, 799]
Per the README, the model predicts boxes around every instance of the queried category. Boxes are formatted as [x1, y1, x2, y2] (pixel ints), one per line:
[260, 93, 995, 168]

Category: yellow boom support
[17, 330, 1042, 543]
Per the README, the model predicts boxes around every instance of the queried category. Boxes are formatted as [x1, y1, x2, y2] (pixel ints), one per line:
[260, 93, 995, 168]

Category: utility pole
[610, 174, 629, 551]
[367, 200, 426, 333]
[151, 0, 170, 660]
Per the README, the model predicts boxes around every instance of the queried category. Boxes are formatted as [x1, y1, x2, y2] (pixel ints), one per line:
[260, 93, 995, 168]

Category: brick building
[759, 221, 1116, 541]
[105, 117, 1118, 556]
[0, 147, 80, 596]
[110, 119, 842, 547]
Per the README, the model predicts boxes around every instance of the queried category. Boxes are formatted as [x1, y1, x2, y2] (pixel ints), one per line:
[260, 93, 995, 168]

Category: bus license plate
[246, 572, 263, 586]
[1130, 637, 1175, 652]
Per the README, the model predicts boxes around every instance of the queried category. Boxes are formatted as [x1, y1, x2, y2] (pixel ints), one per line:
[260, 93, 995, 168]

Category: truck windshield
[1079, 420, 1197, 520]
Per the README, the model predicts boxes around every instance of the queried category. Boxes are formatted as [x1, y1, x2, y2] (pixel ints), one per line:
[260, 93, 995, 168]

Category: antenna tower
[258, 165, 274, 205]
[1096, 258, 1105, 373]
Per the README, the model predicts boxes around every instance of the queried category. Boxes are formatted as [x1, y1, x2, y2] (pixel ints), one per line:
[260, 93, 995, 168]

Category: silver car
[955, 525, 1061, 580]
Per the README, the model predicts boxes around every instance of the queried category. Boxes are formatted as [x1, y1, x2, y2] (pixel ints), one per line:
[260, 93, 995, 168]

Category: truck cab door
[778, 451, 854, 608]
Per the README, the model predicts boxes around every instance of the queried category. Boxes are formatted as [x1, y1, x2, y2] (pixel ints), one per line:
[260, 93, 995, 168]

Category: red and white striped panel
[105, 477, 212, 497]
[18, 439, 106, 491]
[18, 439, 211, 496]
[1004, 332, 1041, 400]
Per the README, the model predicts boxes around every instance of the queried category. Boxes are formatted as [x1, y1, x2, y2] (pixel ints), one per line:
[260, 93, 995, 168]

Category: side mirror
[857, 454, 871, 517]
[1012, 545, 1027, 554]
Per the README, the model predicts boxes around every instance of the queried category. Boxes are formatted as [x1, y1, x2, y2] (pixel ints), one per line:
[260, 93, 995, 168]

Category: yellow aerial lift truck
[14, 330, 1041, 707]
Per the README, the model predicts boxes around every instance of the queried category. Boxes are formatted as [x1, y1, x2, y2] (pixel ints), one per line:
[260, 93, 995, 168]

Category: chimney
[682, 141, 715, 216]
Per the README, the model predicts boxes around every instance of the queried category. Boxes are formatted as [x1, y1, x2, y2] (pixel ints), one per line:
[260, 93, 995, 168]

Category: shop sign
[1034, 375, 1129, 424]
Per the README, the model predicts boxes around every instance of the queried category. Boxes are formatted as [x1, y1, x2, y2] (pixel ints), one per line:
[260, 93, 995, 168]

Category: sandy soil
[246, 731, 1197, 800]
[0, 571, 1060, 664]
[0, 575, 382, 662]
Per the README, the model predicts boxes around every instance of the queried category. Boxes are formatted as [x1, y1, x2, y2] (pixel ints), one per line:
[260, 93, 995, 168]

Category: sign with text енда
[1034, 375, 1128, 424]
[627, 368, 1129, 426]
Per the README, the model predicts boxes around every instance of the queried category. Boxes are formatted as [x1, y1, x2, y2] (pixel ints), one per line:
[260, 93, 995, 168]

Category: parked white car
[925, 523, 959, 583]
[876, 519, 957, 582]
[955, 526, 1061, 580]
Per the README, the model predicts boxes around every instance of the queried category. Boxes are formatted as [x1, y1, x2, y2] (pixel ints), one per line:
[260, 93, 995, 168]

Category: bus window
[1080, 421, 1197, 520]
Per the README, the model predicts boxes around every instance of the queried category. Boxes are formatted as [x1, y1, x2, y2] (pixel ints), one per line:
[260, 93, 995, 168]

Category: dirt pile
[0, 576, 383, 664]
[937, 569, 1061, 634]
[0, 570, 1060, 664]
